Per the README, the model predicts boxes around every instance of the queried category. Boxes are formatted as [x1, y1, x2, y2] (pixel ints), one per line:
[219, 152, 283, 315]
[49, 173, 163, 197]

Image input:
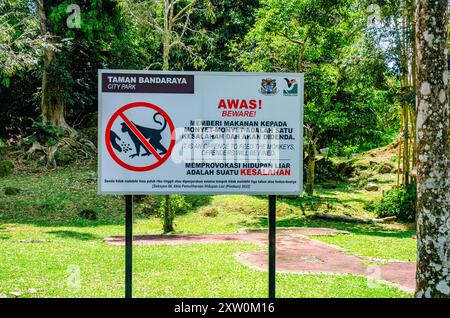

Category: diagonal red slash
[119, 113, 162, 161]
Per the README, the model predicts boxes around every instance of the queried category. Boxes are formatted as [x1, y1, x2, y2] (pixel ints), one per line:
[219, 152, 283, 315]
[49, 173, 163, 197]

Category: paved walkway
[104, 228, 416, 293]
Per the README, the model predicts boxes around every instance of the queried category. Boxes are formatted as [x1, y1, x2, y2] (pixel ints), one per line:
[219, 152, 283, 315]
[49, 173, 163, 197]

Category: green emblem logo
[283, 78, 298, 96]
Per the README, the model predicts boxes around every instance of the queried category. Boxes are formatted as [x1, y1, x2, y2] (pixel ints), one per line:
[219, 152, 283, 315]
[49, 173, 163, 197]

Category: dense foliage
[233, 0, 397, 155]
[0, 0, 411, 198]
[1, 0, 399, 144]
[374, 184, 416, 221]
[0, 0, 129, 137]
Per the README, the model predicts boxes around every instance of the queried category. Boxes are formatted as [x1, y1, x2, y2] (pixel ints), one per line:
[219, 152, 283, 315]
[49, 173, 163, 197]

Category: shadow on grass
[252, 194, 373, 222]
[0, 217, 126, 228]
[0, 224, 11, 240]
[279, 195, 370, 209]
[238, 215, 415, 239]
[46, 230, 101, 241]
[0, 194, 214, 228]
[371, 179, 394, 185]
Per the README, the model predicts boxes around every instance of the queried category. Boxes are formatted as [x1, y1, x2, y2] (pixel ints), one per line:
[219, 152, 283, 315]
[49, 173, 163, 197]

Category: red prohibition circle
[105, 102, 176, 172]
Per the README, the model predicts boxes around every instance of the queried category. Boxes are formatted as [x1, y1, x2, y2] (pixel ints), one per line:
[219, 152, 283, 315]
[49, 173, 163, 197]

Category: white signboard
[98, 70, 303, 194]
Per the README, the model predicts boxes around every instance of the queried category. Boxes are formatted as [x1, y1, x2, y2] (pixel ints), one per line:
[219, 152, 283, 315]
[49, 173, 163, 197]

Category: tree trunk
[162, 3, 170, 71]
[410, 0, 418, 173]
[414, 0, 450, 298]
[35, 0, 72, 133]
[163, 194, 174, 233]
[161, 4, 173, 233]
[162, 32, 170, 71]
[41, 59, 69, 129]
[305, 141, 315, 196]
[402, 102, 410, 185]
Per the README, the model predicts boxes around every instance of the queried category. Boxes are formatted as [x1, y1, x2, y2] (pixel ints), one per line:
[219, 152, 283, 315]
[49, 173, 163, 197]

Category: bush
[141, 195, 192, 216]
[140, 195, 162, 215]
[54, 144, 76, 166]
[27, 119, 62, 146]
[375, 184, 416, 221]
[79, 127, 98, 147]
[314, 157, 355, 182]
[0, 160, 14, 177]
[198, 206, 220, 217]
[0, 139, 6, 159]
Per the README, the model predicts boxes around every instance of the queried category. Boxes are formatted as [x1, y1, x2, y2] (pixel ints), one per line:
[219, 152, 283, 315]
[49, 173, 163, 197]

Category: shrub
[0, 160, 14, 177]
[375, 184, 416, 221]
[199, 206, 220, 217]
[27, 119, 62, 146]
[0, 139, 6, 159]
[140, 195, 160, 216]
[140, 195, 192, 216]
[79, 127, 98, 147]
[314, 157, 354, 182]
[54, 144, 76, 166]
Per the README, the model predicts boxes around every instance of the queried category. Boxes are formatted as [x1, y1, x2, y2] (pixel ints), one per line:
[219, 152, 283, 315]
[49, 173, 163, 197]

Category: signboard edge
[97, 70, 304, 195]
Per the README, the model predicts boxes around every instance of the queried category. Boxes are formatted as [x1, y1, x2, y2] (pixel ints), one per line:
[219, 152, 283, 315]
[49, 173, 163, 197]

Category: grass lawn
[0, 165, 415, 297]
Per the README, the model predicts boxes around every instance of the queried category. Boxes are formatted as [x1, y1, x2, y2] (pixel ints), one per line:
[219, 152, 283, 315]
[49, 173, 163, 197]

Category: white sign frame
[98, 70, 303, 195]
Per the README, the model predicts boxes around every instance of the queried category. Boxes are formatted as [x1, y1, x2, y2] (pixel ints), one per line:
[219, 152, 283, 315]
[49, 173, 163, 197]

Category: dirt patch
[104, 233, 263, 246]
[104, 227, 415, 293]
[103, 228, 347, 246]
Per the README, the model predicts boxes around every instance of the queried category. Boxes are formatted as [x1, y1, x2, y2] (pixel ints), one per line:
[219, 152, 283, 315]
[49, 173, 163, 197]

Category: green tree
[178, 0, 260, 71]
[364, 0, 418, 187]
[119, 0, 215, 71]
[34, 0, 72, 132]
[0, 0, 47, 86]
[34, 0, 127, 133]
[120, 0, 214, 232]
[234, 0, 395, 195]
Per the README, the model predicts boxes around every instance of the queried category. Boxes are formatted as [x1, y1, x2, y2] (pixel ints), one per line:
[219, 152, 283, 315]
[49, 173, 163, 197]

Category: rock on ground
[364, 183, 379, 191]
[379, 163, 395, 174]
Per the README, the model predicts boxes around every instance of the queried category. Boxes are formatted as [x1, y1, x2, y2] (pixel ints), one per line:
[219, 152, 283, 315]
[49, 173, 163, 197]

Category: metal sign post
[268, 195, 276, 298]
[125, 195, 133, 298]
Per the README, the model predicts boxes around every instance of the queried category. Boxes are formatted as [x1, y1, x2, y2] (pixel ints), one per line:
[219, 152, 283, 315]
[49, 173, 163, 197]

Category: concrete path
[104, 228, 416, 293]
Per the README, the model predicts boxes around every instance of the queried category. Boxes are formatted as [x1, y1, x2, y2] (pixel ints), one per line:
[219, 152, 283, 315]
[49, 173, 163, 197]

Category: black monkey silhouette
[121, 112, 168, 158]
[109, 130, 122, 152]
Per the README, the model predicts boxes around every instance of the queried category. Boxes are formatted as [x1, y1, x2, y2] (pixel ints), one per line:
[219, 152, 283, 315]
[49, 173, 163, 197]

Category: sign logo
[283, 78, 298, 96]
[259, 78, 278, 95]
[105, 102, 175, 172]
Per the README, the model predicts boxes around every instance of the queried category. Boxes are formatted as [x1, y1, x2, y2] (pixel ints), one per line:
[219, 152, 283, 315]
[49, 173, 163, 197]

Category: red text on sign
[217, 99, 262, 110]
